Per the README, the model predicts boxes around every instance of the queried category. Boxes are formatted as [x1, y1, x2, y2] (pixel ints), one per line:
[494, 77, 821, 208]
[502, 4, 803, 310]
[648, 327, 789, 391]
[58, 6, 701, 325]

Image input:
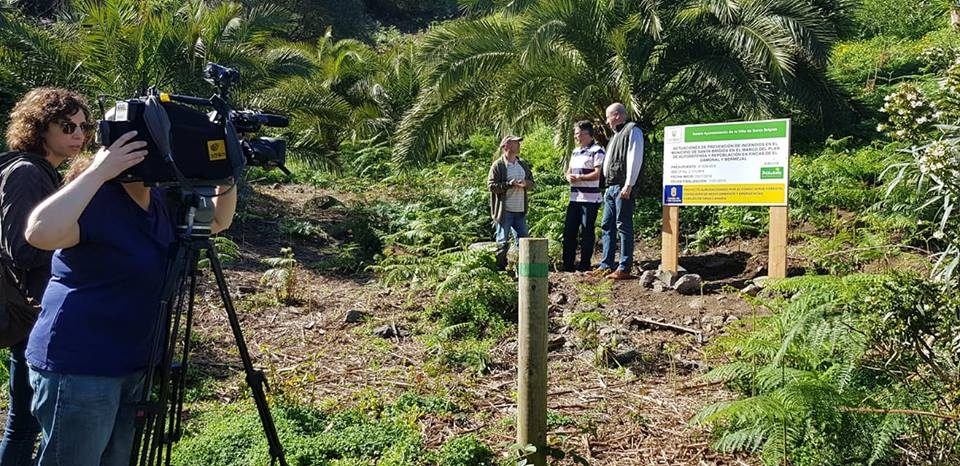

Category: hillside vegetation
[2, 0, 960, 464]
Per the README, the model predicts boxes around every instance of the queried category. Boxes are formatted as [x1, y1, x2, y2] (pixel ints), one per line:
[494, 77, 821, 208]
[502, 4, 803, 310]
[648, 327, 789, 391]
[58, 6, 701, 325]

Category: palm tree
[255, 29, 379, 170]
[255, 29, 429, 170]
[394, 0, 853, 165]
[0, 3, 84, 94]
[70, 0, 309, 99]
[350, 36, 426, 143]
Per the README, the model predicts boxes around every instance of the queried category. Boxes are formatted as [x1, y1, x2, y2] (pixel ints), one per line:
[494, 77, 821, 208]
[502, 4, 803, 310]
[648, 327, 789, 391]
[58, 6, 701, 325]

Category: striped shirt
[568, 143, 605, 203]
[504, 158, 526, 212]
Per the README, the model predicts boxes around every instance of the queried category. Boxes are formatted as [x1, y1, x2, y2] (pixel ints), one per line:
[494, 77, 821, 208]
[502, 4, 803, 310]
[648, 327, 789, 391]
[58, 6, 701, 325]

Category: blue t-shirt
[27, 182, 175, 376]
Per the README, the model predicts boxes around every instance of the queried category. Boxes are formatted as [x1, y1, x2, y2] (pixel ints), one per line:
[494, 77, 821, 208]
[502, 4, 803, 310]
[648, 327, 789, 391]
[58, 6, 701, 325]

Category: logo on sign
[663, 185, 683, 205]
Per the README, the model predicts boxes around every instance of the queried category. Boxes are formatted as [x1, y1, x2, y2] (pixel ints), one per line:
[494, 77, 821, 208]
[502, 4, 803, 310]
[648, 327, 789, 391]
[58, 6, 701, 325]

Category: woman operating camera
[23, 130, 237, 466]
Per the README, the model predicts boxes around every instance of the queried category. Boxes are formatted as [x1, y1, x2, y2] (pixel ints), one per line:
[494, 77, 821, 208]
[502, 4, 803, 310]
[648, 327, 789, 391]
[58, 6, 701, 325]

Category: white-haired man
[596, 103, 643, 279]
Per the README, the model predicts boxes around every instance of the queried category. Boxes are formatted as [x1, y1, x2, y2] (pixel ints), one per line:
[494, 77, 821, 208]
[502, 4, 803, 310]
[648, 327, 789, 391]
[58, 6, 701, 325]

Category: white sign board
[662, 119, 790, 206]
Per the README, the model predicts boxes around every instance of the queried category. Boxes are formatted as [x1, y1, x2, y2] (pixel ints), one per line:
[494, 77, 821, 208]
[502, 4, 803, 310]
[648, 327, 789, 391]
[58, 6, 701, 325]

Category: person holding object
[23, 130, 237, 466]
[487, 135, 534, 270]
[561, 121, 605, 272]
[596, 103, 644, 280]
[0, 88, 92, 465]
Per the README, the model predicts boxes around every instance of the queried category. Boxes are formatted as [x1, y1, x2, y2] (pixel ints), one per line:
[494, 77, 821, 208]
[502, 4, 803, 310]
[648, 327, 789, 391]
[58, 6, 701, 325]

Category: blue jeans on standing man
[495, 210, 529, 270]
[0, 339, 41, 465]
[600, 184, 635, 272]
[29, 367, 146, 466]
[561, 202, 600, 272]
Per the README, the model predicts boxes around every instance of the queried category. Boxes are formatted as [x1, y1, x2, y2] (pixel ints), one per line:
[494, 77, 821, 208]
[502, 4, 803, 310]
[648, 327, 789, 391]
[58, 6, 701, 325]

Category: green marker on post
[518, 262, 549, 278]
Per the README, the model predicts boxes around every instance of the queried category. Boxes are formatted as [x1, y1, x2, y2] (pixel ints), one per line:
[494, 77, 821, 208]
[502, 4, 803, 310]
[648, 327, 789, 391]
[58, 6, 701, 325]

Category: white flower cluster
[918, 140, 960, 184]
[878, 83, 936, 142]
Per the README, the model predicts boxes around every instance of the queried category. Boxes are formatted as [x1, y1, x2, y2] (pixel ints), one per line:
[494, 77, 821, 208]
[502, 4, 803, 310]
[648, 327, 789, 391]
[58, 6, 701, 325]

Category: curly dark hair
[5, 87, 91, 156]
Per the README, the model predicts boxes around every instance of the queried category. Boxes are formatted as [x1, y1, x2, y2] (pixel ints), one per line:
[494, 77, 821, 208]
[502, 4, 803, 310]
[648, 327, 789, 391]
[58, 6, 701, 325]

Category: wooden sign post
[517, 238, 548, 466]
[660, 206, 788, 278]
[661, 206, 680, 273]
[768, 206, 788, 279]
[660, 120, 791, 278]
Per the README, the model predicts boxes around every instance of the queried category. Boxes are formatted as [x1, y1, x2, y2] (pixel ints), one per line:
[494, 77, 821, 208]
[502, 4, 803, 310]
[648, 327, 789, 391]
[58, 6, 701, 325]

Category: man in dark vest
[596, 102, 643, 279]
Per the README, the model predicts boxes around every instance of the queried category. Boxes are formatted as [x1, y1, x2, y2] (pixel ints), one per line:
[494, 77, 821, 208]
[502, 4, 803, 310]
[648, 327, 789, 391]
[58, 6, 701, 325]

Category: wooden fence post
[517, 238, 549, 466]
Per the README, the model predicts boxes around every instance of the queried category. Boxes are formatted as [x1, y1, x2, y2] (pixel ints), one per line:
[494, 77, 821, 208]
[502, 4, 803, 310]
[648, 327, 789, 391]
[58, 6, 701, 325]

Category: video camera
[96, 63, 291, 186]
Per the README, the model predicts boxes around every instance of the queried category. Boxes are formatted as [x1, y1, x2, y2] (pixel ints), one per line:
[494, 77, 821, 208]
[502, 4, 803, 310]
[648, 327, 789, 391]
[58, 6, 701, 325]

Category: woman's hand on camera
[87, 131, 147, 183]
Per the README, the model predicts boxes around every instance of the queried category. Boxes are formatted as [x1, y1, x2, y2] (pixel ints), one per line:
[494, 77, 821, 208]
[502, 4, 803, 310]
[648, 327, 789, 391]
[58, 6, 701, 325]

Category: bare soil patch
[149, 184, 774, 465]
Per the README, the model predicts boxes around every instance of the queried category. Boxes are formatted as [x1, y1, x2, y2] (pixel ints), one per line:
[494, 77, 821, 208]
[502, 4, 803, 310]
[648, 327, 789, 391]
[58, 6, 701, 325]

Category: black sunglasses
[58, 120, 96, 136]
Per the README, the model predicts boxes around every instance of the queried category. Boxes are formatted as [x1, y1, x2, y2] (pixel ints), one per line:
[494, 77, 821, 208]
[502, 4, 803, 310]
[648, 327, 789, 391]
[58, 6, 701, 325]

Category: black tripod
[129, 187, 288, 466]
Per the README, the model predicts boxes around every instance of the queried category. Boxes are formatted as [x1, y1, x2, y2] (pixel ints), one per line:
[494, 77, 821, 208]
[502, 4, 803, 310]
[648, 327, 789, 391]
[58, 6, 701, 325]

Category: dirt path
[178, 184, 770, 465]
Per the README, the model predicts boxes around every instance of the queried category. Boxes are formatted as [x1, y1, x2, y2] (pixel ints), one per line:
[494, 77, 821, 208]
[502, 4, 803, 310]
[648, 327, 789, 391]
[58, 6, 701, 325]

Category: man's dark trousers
[562, 202, 600, 272]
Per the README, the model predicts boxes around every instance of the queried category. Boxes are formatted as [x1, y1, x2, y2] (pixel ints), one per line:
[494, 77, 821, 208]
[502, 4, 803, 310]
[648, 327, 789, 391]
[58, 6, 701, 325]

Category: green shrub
[789, 144, 899, 222]
[688, 207, 767, 252]
[317, 208, 383, 273]
[430, 250, 515, 340]
[878, 83, 937, 142]
[800, 228, 892, 275]
[343, 141, 394, 180]
[514, 125, 564, 174]
[829, 30, 960, 95]
[173, 392, 477, 466]
[852, 0, 946, 39]
[423, 336, 497, 374]
[429, 435, 496, 466]
[633, 196, 663, 240]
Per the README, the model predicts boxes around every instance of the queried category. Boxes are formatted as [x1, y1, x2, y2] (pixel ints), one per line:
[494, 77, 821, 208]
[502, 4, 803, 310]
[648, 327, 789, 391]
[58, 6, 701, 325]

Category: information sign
[662, 119, 790, 206]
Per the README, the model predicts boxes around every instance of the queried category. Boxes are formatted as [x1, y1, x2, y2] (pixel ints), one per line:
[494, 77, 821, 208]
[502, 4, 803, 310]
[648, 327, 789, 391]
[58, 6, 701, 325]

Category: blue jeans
[561, 202, 600, 272]
[494, 211, 529, 269]
[29, 367, 146, 466]
[600, 185, 635, 272]
[0, 339, 40, 465]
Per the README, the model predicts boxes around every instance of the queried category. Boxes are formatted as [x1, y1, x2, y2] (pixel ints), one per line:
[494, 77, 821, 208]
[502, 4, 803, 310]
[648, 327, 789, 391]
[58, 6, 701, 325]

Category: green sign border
[685, 120, 788, 142]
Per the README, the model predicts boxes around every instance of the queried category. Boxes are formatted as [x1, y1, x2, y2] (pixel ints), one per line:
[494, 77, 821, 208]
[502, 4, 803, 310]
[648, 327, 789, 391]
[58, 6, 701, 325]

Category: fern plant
[260, 247, 299, 304]
[198, 236, 242, 269]
[695, 274, 960, 465]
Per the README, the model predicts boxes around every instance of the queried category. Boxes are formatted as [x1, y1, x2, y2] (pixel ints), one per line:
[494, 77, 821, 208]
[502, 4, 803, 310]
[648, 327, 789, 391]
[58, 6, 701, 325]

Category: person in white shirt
[561, 121, 605, 272]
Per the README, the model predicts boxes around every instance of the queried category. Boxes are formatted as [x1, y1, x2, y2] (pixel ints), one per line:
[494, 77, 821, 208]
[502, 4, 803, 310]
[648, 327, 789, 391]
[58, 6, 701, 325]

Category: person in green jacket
[487, 135, 535, 270]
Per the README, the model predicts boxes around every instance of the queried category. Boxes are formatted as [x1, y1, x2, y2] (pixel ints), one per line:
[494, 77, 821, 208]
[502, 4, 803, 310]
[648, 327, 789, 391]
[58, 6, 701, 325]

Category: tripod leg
[149, 250, 195, 466]
[162, 257, 198, 466]
[130, 242, 197, 466]
[205, 243, 288, 466]
[131, 240, 186, 466]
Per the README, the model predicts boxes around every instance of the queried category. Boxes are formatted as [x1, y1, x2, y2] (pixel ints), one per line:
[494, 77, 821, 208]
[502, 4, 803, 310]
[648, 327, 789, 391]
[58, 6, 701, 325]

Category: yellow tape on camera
[207, 140, 227, 161]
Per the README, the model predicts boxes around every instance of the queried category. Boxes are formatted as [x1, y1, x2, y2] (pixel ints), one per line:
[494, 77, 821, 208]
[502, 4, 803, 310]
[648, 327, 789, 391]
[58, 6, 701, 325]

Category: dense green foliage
[695, 274, 960, 465]
[850, 0, 947, 40]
